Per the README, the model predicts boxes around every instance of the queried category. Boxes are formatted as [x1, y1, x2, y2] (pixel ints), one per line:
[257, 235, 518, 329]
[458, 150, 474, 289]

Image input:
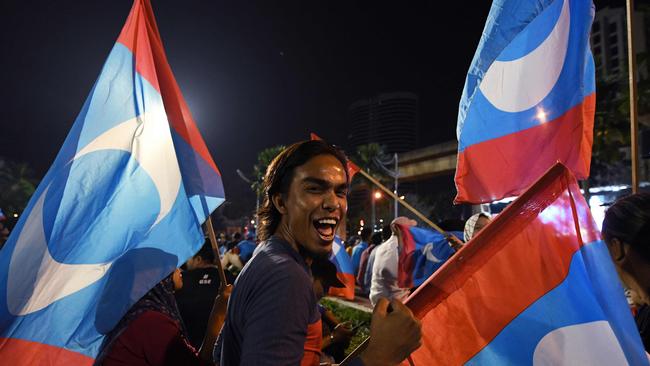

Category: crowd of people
[1, 139, 649, 365]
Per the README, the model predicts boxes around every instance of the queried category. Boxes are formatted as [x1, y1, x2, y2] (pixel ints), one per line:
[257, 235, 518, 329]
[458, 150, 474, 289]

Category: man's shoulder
[237, 239, 310, 284]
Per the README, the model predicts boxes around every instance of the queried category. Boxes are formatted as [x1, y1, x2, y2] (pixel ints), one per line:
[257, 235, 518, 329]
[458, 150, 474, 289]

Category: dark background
[0, 0, 625, 217]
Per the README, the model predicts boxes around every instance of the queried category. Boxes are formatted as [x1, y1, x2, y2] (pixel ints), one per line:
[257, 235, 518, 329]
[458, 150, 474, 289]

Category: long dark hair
[257, 140, 349, 241]
[602, 192, 650, 262]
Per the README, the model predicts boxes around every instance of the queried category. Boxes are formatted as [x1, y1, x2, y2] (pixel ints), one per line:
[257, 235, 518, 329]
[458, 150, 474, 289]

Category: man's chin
[301, 241, 333, 259]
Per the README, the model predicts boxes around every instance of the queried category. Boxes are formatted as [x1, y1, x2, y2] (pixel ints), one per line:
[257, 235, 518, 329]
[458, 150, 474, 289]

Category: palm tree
[0, 158, 38, 217]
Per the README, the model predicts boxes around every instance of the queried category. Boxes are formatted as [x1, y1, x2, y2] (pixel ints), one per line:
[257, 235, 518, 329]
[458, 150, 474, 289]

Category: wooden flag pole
[205, 215, 228, 287]
[357, 169, 447, 235]
[626, 0, 640, 193]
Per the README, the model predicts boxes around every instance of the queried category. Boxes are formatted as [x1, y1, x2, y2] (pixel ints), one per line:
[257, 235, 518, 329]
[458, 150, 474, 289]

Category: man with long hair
[216, 140, 421, 365]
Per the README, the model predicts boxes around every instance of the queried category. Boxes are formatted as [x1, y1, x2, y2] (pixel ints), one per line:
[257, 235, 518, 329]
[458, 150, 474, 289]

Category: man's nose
[322, 191, 340, 211]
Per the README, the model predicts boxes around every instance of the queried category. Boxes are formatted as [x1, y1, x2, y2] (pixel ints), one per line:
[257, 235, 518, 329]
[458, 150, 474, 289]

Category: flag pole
[357, 169, 447, 235]
[626, 0, 639, 193]
[205, 215, 228, 287]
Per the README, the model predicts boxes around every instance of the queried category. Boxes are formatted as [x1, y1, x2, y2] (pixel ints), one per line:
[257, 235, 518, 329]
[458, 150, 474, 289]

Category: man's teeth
[318, 219, 337, 225]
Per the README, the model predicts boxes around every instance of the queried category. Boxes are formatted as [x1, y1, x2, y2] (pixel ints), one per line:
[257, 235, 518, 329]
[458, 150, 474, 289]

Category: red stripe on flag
[116, 0, 221, 175]
[405, 163, 599, 365]
[396, 224, 417, 289]
[455, 93, 595, 204]
[0, 337, 94, 366]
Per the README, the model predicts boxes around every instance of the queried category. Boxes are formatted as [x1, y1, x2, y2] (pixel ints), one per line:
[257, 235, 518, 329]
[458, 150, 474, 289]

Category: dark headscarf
[94, 275, 188, 364]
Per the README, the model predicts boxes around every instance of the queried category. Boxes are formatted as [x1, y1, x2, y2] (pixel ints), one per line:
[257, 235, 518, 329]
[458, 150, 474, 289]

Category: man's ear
[272, 193, 288, 215]
[610, 238, 628, 262]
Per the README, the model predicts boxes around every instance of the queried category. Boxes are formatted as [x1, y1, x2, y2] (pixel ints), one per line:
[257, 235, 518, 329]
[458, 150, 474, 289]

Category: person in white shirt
[369, 217, 417, 307]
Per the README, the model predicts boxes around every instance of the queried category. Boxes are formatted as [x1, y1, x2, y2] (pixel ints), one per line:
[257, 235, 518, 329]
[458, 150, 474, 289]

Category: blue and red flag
[0, 1, 224, 364]
[404, 163, 648, 365]
[455, 0, 596, 203]
[328, 236, 355, 300]
[396, 225, 462, 289]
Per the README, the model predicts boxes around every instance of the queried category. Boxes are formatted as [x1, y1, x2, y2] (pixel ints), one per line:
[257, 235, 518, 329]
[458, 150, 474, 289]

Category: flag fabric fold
[405, 163, 648, 365]
[0, 0, 224, 364]
[395, 225, 462, 289]
[328, 236, 355, 300]
[455, 0, 596, 204]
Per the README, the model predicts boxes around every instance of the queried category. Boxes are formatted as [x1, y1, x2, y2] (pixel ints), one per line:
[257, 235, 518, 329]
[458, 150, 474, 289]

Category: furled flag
[0, 0, 225, 364]
[395, 225, 462, 289]
[310, 133, 361, 180]
[328, 236, 355, 300]
[455, 0, 596, 204]
[404, 163, 648, 365]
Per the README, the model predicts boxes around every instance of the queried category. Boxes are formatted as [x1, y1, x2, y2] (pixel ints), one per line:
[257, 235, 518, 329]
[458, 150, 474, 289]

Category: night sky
[0, 0, 624, 217]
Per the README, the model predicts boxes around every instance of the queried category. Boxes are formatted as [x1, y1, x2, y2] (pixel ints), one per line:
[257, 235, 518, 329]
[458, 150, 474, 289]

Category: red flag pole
[626, 0, 639, 193]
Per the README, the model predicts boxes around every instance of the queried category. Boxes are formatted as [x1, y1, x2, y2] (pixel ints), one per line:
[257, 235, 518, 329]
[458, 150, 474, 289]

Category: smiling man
[216, 140, 421, 366]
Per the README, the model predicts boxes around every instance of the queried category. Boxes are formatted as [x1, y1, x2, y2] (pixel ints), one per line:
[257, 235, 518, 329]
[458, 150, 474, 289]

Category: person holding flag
[216, 140, 421, 366]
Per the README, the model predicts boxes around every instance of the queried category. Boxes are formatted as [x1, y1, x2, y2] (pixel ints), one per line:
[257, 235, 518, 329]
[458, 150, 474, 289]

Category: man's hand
[360, 298, 422, 366]
[215, 284, 233, 313]
[331, 322, 353, 343]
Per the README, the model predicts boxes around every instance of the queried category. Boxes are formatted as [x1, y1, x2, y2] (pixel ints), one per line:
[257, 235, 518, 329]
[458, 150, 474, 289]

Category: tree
[251, 145, 286, 200]
[0, 158, 38, 217]
[590, 50, 650, 187]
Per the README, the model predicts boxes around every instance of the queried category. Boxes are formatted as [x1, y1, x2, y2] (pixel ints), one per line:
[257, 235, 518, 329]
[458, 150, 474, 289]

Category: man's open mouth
[313, 218, 338, 240]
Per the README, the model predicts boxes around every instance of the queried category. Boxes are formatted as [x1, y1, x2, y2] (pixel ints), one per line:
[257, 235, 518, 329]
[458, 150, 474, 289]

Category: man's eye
[336, 190, 348, 197]
[306, 186, 322, 193]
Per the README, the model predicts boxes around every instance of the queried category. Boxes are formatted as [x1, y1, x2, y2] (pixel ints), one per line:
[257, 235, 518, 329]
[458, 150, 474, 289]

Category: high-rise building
[347, 92, 418, 153]
[346, 92, 418, 232]
[591, 7, 647, 80]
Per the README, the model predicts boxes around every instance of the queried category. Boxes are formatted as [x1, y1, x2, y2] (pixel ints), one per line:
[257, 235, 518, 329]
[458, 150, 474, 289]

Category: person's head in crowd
[245, 230, 255, 241]
[232, 232, 242, 243]
[0, 221, 9, 247]
[218, 232, 227, 244]
[172, 268, 183, 290]
[464, 213, 491, 242]
[370, 232, 383, 246]
[361, 227, 372, 243]
[345, 235, 360, 249]
[390, 217, 417, 244]
[381, 225, 392, 241]
[602, 192, 650, 305]
[257, 140, 349, 258]
[311, 257, 345, 300]
[185, 240, 215, 270]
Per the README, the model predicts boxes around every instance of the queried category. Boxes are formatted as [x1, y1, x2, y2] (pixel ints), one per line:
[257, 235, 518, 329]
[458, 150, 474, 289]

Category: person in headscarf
[95, 268, 231, 366]
[463, 213, 491, 243]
